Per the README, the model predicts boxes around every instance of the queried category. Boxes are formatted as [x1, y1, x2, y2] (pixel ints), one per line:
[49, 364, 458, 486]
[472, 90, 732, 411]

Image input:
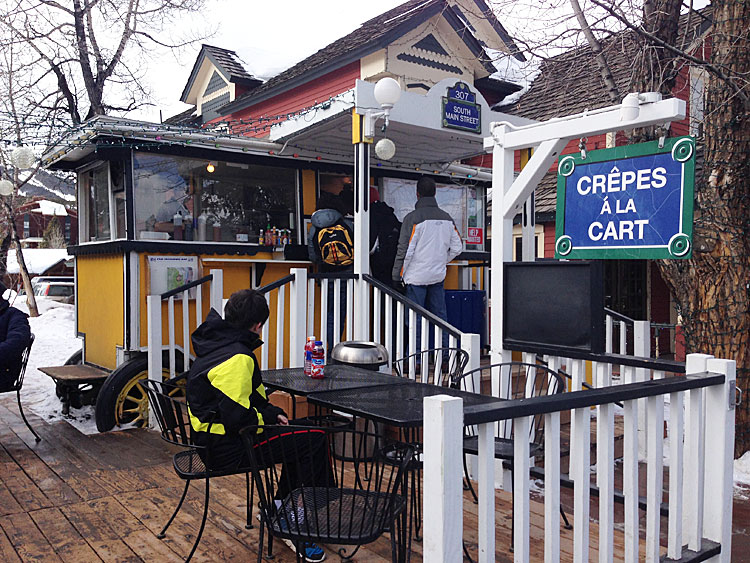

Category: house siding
[215, 61, 361, 138]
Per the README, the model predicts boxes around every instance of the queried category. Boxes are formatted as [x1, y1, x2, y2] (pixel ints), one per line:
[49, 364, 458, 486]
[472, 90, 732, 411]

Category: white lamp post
[352, 77, 403, 339]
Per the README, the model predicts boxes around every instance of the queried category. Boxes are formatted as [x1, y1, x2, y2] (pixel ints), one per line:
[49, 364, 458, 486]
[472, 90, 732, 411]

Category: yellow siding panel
[302, 169, 317, 216]
[77, 255, 124, 369]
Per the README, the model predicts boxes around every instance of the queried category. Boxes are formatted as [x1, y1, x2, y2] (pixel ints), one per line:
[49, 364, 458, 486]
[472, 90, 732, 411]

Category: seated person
[0, 281, 31, 392]
[186, 289, 331, 562]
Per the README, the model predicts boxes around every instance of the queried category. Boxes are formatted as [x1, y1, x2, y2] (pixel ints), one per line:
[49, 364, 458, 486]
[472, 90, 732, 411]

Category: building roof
[6, 249, 72, 275]
[180, 45, 263, 105]
[220, 0, 523, 115]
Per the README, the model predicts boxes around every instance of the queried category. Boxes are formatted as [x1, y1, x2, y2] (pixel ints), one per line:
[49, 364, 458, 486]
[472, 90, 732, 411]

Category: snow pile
[6, 248, 72, 275]
[11, 299, 96, 434]
[734, 451, 750, 500]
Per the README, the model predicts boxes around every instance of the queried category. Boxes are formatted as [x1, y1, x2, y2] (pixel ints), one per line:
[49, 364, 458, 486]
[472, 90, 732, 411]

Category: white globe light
[0, 179, 13, 196]
[373, 77, 402, 108]
[375, 138, 396, 161]
[11, 146, 36, 169]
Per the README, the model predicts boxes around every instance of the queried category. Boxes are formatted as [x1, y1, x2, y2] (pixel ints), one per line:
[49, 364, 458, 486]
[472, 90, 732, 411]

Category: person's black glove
[393, 279, 407, 295]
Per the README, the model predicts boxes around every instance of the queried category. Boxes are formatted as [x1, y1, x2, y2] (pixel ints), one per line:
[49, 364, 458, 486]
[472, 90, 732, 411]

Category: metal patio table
[262, 364, 408, 418]
[307, 382, 503, 554]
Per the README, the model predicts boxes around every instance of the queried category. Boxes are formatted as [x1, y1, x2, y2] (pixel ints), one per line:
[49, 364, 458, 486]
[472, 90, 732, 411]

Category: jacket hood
[191, 309, 262, 357]
[311, 208, 343, 229]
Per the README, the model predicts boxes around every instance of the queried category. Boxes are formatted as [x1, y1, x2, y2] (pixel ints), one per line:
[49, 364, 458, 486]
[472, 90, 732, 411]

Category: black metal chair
[240, 422, 413, 563]
[455, 362, 570, 554]
[393, 346, 469, 386]
[392, 346, 469, 541]
[141, 378, 255, 562]
[1, 333, 40, 442]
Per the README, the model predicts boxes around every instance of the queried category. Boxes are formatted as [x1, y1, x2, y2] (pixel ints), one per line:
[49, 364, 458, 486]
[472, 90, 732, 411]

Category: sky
[136, 0, 405, 123]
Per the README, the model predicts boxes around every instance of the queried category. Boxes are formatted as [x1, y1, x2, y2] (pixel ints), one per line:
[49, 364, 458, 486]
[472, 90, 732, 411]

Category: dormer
[180, 45, 263, 121]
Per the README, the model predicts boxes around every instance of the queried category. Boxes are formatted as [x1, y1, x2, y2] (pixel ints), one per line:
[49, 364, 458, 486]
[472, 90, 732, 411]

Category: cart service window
[80, 164, 111, 242]
[133, 153, 298, 243]
[381, 177, 485, 250]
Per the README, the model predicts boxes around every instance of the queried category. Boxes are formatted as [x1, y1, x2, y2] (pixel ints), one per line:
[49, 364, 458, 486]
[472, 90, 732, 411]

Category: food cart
[40, 78, 507, 431]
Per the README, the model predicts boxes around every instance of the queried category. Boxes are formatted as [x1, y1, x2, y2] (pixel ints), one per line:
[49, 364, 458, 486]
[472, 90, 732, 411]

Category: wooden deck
[0, 394, 656, 562]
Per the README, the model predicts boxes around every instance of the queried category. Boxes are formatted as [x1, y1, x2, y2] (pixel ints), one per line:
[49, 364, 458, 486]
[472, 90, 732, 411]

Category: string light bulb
[0, 179, 13, 196]
[206, 161, 216, 173]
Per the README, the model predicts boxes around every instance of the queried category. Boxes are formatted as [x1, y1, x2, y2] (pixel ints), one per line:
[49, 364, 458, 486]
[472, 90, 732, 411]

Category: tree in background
[478, 0, 748, 454]
[42, 216, 66, 249]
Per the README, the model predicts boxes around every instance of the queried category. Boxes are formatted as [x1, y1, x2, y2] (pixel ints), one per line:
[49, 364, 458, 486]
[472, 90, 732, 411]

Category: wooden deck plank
[28, 507, 102, 562]
[59, 500, 141, 563]
[0, 527, 22, 563]
[0, 462, 54, 512]
[0, 512, 63, 562]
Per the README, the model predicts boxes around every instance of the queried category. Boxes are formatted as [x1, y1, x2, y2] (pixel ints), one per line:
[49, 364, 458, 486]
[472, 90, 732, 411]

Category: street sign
[555, 136, 695, 259]
[442, 82, 481, 134]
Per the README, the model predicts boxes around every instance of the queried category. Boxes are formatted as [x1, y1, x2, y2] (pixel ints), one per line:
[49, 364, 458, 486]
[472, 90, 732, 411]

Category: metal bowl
[330, 341, 389, 370]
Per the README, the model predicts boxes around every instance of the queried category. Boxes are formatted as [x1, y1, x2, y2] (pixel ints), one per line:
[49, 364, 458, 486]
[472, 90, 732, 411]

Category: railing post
[684, 353, 711, 551]
[209, 269, 223, 314]
[423, 395, 463, 563]
[634, 320, 650, 458]
[146, 295, 162, 430]
[289, 269, 307, 368]
[703, 358, 736, 562]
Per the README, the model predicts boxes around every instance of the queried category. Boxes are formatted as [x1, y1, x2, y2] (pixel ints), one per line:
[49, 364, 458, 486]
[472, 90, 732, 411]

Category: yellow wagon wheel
[95, 352, 186, 432]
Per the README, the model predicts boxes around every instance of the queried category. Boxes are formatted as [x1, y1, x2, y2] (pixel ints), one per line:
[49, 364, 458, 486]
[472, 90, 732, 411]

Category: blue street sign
[442, 82, 481, 134]
[555, 137, 695, 259]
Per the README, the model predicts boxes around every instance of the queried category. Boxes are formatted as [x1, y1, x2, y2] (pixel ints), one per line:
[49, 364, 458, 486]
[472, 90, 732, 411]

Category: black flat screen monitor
[503, 261, 604, 355]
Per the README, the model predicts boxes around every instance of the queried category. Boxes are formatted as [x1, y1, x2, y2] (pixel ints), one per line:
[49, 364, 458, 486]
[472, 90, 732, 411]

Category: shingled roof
[180, 45, 263, 104]
[220, 0, 523, 115]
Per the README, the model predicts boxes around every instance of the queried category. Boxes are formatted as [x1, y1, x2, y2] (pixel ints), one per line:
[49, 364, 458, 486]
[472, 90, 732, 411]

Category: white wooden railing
[147, 267, 480, 382]
[424, 353, 737, 563]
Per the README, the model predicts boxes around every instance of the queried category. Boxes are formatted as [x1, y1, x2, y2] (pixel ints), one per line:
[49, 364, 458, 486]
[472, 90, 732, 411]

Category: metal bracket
[731, 381, 741, 409]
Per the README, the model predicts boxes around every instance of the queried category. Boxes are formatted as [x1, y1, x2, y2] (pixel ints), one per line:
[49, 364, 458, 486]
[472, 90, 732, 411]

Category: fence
[146, 267, 480, 380]
[424, 353, 736, 562]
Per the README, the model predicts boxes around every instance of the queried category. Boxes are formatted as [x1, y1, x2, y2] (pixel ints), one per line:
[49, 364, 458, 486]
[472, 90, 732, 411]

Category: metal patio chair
[1, 334, 40, 442]
[240, 422, 413, 563]
[141, 378, 255, 562]
[455, 361, 570, 554]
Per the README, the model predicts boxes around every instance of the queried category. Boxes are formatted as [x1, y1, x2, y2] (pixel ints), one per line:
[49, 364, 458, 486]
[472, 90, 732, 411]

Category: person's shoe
[281, 539, 326, 562]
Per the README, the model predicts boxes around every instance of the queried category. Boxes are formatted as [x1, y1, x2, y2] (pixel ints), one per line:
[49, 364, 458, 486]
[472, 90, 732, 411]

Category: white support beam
[489, 97, 685, 150]
[501, 138, 567, 218]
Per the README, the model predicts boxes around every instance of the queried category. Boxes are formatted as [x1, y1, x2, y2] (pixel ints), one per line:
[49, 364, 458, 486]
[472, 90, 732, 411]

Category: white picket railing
[424, 353, 736, 563]
[147, 267, 481, 382]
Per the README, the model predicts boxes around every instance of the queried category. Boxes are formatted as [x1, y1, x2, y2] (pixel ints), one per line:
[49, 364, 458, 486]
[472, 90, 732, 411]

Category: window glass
[80, 164, 111, 241]
[47, 285, 74, 297]
[381, 177, 485, 250]
[133, 153, 298, 243]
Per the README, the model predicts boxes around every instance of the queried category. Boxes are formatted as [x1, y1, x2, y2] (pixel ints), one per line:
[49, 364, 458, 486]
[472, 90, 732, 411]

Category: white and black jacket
[392, 196, 463, 286]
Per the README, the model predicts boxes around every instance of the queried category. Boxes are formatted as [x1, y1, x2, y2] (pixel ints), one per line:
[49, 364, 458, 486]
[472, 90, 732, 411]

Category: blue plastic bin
[444, 290, 487, 348]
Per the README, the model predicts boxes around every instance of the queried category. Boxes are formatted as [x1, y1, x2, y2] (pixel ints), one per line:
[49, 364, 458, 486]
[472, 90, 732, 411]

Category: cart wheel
[94, 352, 185, 432]
[64, 349, 83, 365]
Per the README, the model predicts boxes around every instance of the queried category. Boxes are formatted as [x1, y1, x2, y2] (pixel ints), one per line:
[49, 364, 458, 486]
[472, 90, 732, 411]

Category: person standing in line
[0, 281, 31, 392]
[368, 187, 401, 288]
[392, 177, 462, 347]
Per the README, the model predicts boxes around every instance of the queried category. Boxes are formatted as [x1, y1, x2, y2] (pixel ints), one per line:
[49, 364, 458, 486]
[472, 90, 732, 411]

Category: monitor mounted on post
[503, 260, 605, 356]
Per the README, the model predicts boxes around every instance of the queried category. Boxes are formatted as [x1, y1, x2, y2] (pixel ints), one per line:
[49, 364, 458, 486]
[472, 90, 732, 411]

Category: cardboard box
[268, 391, 309, 419]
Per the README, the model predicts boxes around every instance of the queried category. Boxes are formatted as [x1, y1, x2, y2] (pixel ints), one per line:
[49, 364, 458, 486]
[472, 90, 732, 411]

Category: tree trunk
[657, 0, 750, 456]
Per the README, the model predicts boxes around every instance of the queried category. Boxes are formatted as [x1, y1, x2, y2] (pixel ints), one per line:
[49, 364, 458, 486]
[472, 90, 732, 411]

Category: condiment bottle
[173, 211, 183, 240]
[310, 341, 325, 379]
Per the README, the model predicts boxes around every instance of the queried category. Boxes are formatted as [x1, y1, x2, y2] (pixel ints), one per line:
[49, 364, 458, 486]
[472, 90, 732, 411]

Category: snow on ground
[9, 296, 97, 434]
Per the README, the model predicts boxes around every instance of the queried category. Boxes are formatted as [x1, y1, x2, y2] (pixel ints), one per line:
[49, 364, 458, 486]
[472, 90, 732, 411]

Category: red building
[14, 198, 78, 248]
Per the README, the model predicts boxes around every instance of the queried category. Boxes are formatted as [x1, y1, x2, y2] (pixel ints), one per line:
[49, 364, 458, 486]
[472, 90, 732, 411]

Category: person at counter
[392, 177, 462, 347]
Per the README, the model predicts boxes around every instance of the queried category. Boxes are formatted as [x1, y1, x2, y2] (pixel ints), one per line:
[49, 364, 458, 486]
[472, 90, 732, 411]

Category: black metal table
[262, 365, 407, 418]
[308, 382, 503, 550]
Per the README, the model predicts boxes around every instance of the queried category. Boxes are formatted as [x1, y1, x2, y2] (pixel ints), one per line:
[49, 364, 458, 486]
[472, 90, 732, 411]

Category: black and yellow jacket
[186, 309, 285, 443]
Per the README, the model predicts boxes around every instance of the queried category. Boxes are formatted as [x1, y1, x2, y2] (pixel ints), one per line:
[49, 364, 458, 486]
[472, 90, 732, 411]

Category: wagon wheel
[95, 352, 186, 432]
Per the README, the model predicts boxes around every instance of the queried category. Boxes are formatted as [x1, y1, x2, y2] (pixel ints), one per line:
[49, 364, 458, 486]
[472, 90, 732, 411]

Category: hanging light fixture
[375, 138, 396, 160]
[11, 146, 36, 170]
[0, 179, 13, 196]
[206, 161, 216, 173]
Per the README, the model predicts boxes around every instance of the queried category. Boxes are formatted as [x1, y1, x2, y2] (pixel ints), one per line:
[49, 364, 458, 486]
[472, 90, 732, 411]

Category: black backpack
[316, 222, 354, 267]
